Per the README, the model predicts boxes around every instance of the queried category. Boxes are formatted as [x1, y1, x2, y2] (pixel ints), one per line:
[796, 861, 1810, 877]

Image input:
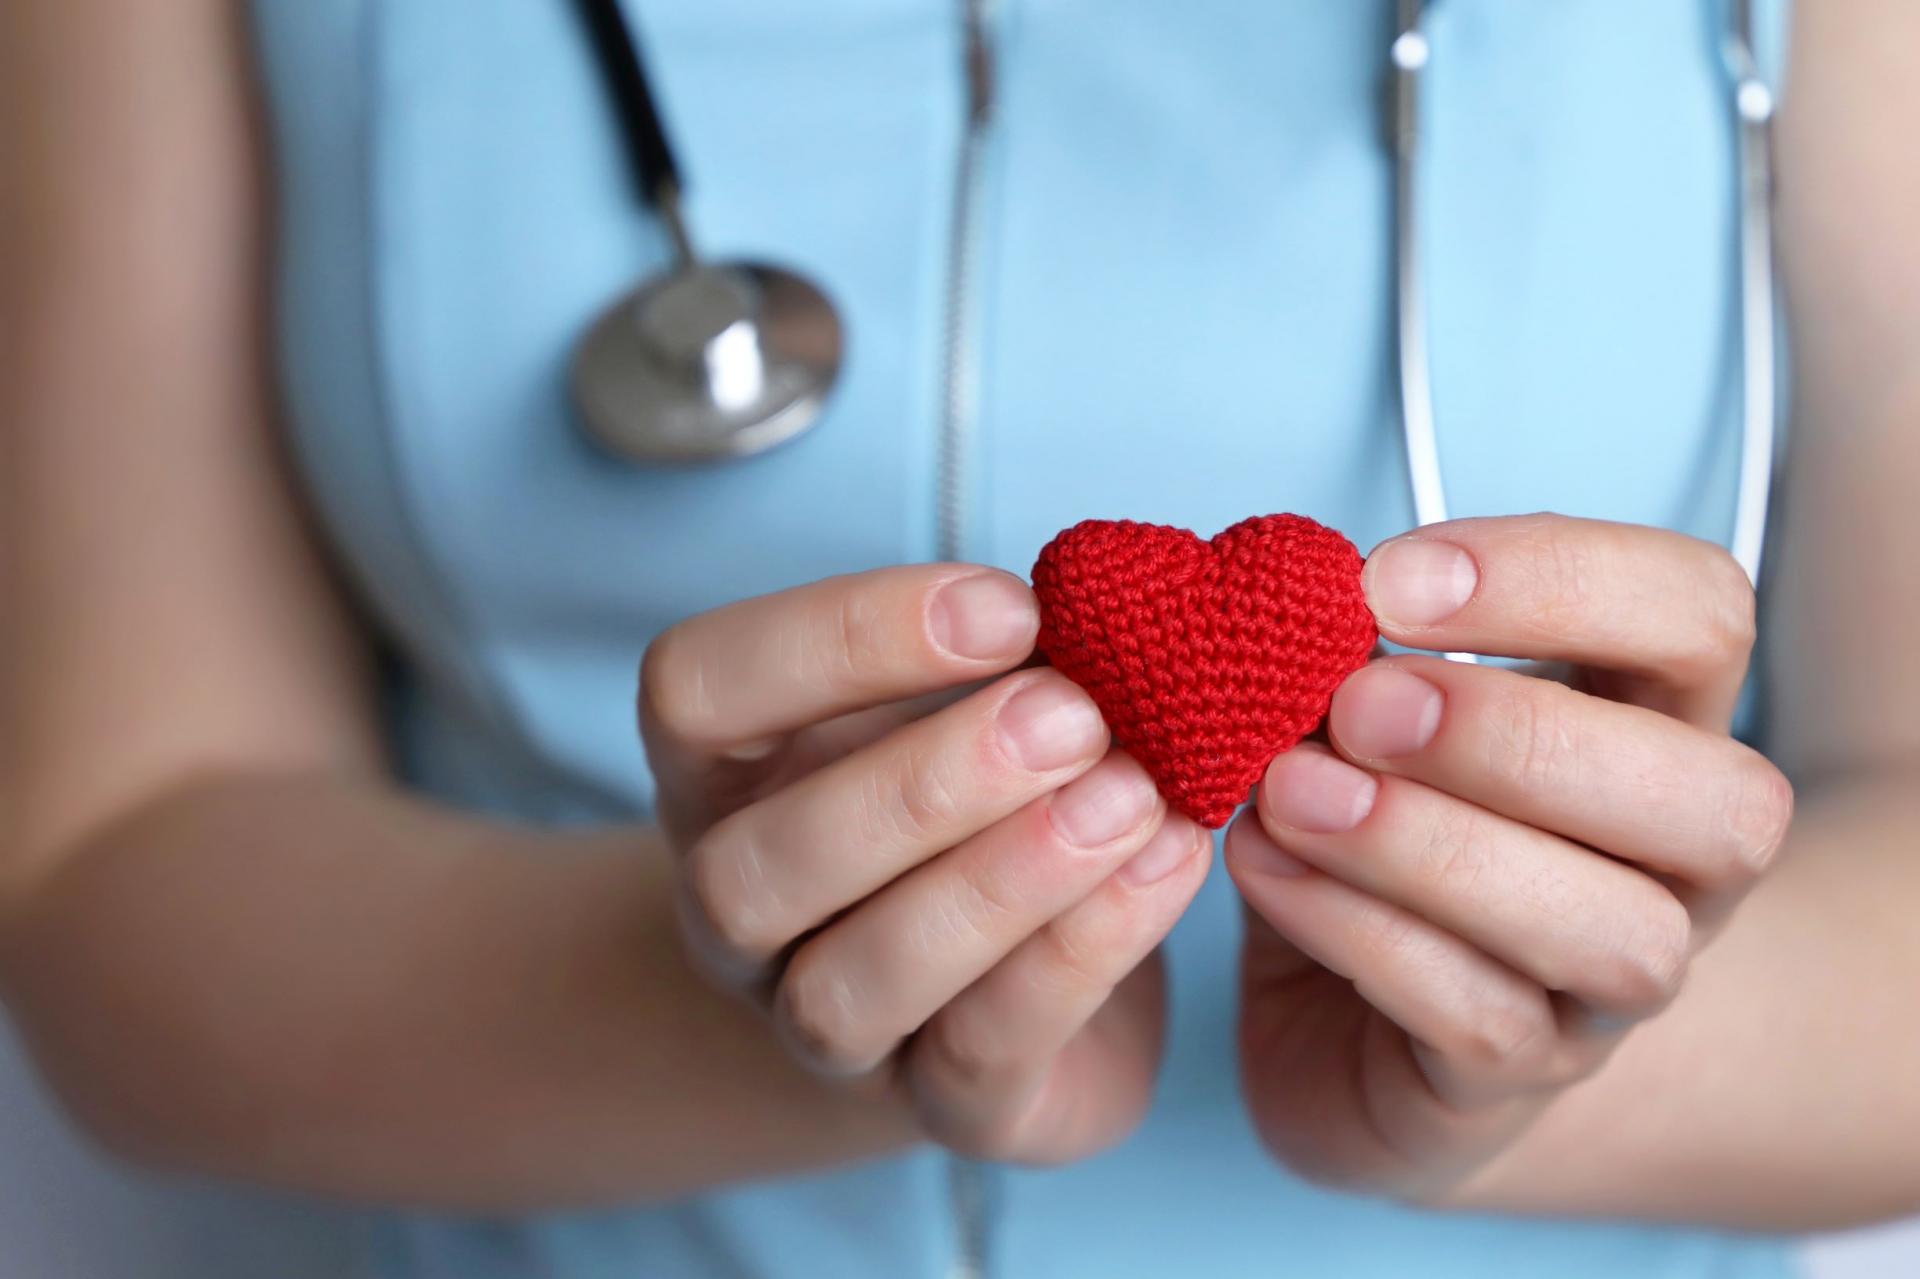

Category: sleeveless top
[249, 2, 1798, 1275]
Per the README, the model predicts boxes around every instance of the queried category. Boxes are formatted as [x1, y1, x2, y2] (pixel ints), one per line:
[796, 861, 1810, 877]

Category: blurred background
[3, 1015, 1916, 1277]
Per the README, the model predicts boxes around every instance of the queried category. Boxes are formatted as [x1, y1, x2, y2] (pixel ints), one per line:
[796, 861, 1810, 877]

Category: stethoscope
[568, 0, 843, 461]
[568, 0, 1779, 585]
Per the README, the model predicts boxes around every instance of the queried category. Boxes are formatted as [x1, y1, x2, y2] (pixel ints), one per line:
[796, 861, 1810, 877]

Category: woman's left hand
[1228, 514, 1795, 1202]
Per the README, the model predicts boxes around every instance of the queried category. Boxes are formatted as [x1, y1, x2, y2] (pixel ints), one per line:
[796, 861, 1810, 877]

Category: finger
[1235, 897, 1537, 1197]
[679, 669, 1109, 985]
[1326, 657, 1794, 907]
[1256, 745, 1691, 1021]
[903, 814, 1210, 1159]
[774, 679, 995, 786]
[1225, 817, 1603, 1108]
[641, 565, 1039, 783]
[768, 754, 1171, 1076]
[1362, 514, 1755, 725]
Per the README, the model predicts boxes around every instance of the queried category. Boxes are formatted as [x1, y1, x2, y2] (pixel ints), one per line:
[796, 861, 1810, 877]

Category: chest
[253, 0, 1759, 720]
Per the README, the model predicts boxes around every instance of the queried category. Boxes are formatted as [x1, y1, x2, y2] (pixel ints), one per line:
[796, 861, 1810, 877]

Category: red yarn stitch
[1031, 514, 1378, 828]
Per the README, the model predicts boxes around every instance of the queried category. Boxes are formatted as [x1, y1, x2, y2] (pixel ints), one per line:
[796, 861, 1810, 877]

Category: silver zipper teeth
[939, 20, 999, 1279]
[934, 0, 995, 565]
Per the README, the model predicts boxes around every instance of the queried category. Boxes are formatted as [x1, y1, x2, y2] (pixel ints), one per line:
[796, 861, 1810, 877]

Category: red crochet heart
[1030, 514, 1378, 827]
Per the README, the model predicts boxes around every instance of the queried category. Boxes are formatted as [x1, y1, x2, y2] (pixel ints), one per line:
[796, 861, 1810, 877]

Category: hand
[640, 566, 1210, 1163]
[1227, 515, 1794, 1201]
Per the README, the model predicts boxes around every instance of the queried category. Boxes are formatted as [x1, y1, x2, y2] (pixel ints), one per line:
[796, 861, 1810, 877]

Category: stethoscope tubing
[1724, 0, 1779, 588]
[1391, 0, 1780, 599]
[571, 0, 1782, 590]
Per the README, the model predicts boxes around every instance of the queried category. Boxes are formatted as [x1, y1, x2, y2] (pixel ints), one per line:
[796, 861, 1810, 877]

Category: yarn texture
[1030, 514, 1378, 827]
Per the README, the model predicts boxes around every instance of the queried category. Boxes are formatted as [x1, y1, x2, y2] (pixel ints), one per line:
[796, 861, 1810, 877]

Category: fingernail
[999, 678, 1106, 772]
[1119, 818, 1200, 886]
[1235, 823, 1311, 878]
[1050, 760, 1158, 848]
[1333, 665, 1444, 760]
[1366, 539, 1478, 628]
[1262, 750, 1377, 833]
[929, 573, 1038, 661]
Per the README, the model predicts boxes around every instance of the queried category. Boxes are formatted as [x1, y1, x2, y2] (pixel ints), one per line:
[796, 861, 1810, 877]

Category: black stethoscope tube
[562, 0, 846, 462]
[569, 0, 681, 209]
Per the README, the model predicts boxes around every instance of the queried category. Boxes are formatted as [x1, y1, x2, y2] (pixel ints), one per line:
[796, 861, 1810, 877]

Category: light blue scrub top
[251, 2, 1796, 1276]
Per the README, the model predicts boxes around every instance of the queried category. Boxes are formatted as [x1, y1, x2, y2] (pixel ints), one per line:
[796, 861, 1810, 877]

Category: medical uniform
[249, 2, 1795, 1275]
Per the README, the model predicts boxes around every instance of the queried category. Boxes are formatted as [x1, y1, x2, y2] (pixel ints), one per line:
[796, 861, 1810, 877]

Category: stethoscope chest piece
[566, 0, 841, 464]
[572, 261, 841, 463]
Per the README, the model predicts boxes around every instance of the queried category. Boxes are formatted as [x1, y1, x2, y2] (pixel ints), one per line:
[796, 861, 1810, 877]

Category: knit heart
[1030, 514, 1378, 828]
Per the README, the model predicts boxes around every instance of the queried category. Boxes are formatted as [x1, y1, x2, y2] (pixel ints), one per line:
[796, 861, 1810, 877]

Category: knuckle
[909, 857, 1022, 960]
[1451, 996, 1555, 1078]
[824, 586, 892, 692]
[878, 739, 969, 845]
[1724, 753, 1795, 879]
[933, 1086, 1063, 1165]
[947, 850, 1025, 941]
[1588, 892, 1691, 1016]
[679, 824, 781, 968]
[1030, 916, 1113, 999]
[1674, 550, 1757, 678]
[983, 1064, 1143, 1165]
[1366, 909, 1430, 975]
[1517, 524, 1602, 637]
[1410, 801, 1491, 898]
[1527, 1038, 1608, 1091]
[1486, 682, 1579, 795]
[637, 624, 712, 746]
[937, 1117, 1022, 1165]
[914, 1009, 1009, 1096]
[773, 950, 874, 1077]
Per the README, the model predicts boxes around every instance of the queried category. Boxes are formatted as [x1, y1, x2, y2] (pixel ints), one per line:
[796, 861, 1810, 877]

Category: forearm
[1454, 0, 1920, 1222]
[1450, 762, 1920, 1229]
[0, 770, 917, 1210]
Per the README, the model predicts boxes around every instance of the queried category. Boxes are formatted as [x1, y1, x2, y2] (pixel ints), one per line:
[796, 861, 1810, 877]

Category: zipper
[939, 17, 1001, 1278]
[934, 0, 997, 564]
[945, 1152, 994, 1279]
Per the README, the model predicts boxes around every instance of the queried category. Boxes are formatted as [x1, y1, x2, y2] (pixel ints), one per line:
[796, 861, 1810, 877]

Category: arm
[1228, 0, 1920, 1230]
[1, 785, 918, 1208]
[0, 0, 910, 1208]
[1442, 0, 1920, 1227]
[0, 1, 1204, 1210]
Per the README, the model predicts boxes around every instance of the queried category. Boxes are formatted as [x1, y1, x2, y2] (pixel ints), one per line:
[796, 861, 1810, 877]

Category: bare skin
[2, 0, 1918, 1232]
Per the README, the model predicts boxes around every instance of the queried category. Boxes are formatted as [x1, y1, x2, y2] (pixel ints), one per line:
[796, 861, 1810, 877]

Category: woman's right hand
[640, 565, 1210, 1164]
